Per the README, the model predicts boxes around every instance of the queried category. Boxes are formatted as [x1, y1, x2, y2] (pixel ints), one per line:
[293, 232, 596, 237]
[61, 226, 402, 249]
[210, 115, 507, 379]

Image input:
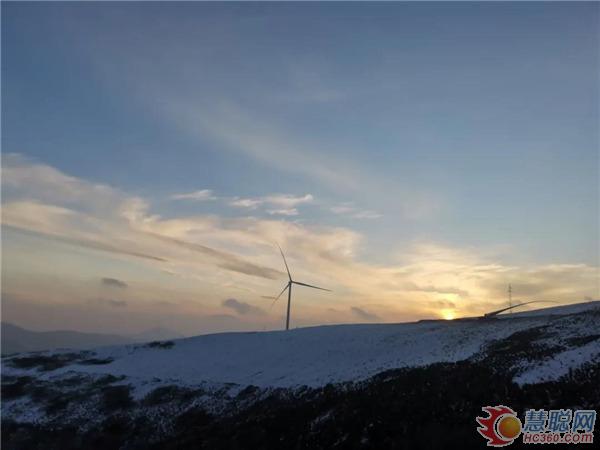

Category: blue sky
[2, 3, 598, 333]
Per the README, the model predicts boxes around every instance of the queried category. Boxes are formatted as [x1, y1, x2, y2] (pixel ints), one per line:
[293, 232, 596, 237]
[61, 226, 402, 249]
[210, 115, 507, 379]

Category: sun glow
[441, 309, 455, 320]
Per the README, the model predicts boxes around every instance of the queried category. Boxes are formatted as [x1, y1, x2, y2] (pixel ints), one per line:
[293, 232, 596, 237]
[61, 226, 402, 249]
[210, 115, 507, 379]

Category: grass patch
[93, 374, 126, 387]
[142, 385, 197, 406]
[101, 385, 134, 411]
[480, 326, 565, 374]
[55, 375, 87, 388]
[78, 357, 114, 365]
[566, 334, 600, 347]
[7, 353, 80, 372]
[1, 376, 34, 400]
[236, 385, 260, 400]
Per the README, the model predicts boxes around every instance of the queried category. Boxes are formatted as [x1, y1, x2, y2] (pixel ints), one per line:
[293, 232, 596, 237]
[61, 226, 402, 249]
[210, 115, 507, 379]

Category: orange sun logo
[476, 405, 522, 447]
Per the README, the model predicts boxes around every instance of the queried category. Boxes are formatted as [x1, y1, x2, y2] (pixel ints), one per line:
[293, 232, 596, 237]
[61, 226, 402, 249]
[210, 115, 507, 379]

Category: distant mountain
[1, 322, 135, 355]
[1, 323, 187, 355]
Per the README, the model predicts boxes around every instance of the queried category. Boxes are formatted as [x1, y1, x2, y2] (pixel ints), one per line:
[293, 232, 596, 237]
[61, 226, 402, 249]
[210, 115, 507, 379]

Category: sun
[441, 309, 455, 320]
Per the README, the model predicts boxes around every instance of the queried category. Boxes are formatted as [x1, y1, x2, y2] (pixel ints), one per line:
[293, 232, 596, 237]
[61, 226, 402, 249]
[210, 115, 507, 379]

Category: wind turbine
[267, 244, 331, 330]
[483, 300, 559, 318]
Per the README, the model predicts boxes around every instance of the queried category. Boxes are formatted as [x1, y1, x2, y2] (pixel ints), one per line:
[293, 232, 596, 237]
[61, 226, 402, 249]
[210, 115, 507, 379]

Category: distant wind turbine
[266, 244, 331, 330]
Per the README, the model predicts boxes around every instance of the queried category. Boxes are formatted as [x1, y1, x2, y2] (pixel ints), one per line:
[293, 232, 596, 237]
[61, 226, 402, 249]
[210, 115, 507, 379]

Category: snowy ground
[1, 301, 597, 449]
[3, 301, 598, 391]
[2, 301, 598, 446]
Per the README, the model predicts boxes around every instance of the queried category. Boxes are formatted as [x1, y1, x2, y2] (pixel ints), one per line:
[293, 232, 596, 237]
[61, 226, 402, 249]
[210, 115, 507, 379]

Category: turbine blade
[269, 284, 290, 309]
[292, 281, 331, 292]
[275, 283, 290, 300]
[277, 243, 292, 281]
[484, 300, 559, 317]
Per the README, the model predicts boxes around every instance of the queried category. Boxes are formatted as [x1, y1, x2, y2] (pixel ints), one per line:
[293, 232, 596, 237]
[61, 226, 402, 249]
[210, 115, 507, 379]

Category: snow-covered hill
[3, 302, 598, 390]
[2, 301, 599, 448]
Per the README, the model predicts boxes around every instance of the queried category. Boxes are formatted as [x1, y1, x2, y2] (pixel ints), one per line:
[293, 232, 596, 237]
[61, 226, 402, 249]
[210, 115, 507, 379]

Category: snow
[3, 302, 598, 393]
[514, 341, 600, 386]
[2, 302, 599, 428]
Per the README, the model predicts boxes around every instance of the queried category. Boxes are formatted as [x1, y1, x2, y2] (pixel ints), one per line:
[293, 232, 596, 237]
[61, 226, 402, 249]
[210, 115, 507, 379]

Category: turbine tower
[268, 244, 331, 330]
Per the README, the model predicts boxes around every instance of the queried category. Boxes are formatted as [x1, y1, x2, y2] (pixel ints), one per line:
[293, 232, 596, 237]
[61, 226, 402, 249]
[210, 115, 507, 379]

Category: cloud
[404, 282, 469, 298]
[143, 232, 283, 280]
[2, 206, 167, 263]
[350, 306, 380, 322]
[229, 197, 263, 209]
[101, 277, 128, 289]
[156, 97, 441, 220]
[51, 21, 443, 222]
[222, 298, 265, 316]
[170, 190, 215, 201]
[267, 208, 298, 216]
[264, 194, 313, 208]
[1, 155, 597, 329]
[1, 155, 282, 281]
[478, 265, 599, 302]
[165, 99, 366, 193]
[430, 299, 457, 310]
[229, 194, 313, 214]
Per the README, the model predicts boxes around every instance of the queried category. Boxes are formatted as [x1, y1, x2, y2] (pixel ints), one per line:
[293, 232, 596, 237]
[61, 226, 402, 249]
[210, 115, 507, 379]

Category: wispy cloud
[145, 231, 283, 280]
[1, 154, 283, 281]
[329, 202, 383, 219]
[170, 189, 216, 201]
[157, 99, 442, 221]
[165, 100, 366, 193]
[229, 197, 263, 209]
[331, 203, 382, 220]
[57, 17, 442, 222]
[264, 194, 313, 208]
[330, 204, 383, 219]
[2, 155, 597, 330]
[101, 277, 128, 289]
[230, 194, 313, 209]
[229, 194, 313, 216]
[222, 298, 265, 316]
[267, 208, 298, 216]
[403, 282, 469, 298]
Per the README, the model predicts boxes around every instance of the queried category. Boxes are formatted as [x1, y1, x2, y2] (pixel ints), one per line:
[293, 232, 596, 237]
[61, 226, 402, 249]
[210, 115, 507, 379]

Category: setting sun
[441, 309, 456, 321]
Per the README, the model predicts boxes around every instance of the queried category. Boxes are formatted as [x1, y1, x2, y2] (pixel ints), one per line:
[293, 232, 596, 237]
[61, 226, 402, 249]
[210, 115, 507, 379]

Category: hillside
[2, 302, 599, 449]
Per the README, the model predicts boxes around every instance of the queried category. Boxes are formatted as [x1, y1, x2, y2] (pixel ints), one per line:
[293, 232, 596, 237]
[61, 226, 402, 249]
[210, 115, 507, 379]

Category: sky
[1, 2, 598, 335]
